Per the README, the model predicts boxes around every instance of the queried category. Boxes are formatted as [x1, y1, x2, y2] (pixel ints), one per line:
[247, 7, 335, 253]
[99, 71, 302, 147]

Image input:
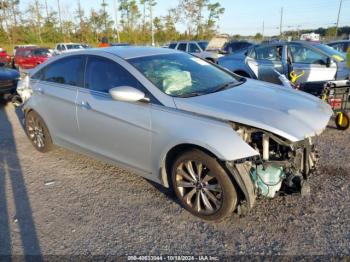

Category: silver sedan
[19, 47, 332, 221]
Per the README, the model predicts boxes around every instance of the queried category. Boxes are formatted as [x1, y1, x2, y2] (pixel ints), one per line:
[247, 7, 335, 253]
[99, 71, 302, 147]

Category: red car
[0, 48, 12, 66]
[14, 47, 52, 69]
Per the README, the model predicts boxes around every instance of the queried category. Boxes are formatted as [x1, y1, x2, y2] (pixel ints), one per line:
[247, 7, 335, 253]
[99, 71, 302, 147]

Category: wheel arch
[160, 143, 250, 206]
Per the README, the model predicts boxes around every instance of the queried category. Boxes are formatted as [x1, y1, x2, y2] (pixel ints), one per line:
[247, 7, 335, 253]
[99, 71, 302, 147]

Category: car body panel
[173, 79, 333, 142]
[22, 47, 331, 188]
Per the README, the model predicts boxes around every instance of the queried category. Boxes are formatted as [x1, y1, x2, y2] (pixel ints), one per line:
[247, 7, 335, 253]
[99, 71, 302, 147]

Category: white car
[168, 41, 224, 63]
[54, 43, 84, 54]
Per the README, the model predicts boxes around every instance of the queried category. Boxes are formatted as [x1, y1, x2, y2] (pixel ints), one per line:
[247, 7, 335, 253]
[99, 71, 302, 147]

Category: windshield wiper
[211, 81, 243, 93]
[177, 91, 207, 98]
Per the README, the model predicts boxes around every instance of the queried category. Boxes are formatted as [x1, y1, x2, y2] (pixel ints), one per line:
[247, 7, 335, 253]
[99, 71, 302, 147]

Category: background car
[168, 41, 221, 63]
[13, 44, 38, 56]
[327, 40, 350, 55]
[0, 63, 19, 100]
[21, 47, 331, 221]
[218, 41, 349, 85]
[0, 48, 12, 67]
[222, 40, 254, 54]
[110, 43, 131, 47]
[54, 43, 84, 54]
[14, 47, 52, 69]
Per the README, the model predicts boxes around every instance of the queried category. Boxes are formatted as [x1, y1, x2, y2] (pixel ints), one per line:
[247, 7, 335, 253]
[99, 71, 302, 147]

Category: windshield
[198, 41, 208, 51]
[67, 44, 82, 50]
[314, 43, 345, 61]
[128, 53, 241, 97]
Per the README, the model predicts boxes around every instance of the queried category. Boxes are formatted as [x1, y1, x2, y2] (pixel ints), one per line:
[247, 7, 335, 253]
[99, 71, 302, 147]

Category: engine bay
[233, 123, 319, 198]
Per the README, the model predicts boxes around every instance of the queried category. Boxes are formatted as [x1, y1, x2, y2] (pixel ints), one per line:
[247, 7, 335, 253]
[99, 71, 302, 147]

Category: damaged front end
[226, 123, 319, 210]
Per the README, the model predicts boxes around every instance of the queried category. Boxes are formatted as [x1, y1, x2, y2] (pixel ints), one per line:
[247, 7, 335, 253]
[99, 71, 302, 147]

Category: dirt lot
[0, 101, 349, 258]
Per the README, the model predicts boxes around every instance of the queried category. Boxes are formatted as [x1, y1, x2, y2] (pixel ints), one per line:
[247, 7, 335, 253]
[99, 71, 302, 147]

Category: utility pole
[149, 2, 155, 46]
[102, 0, 107, 33]
[279, 7, 283, 39]
[262, 20, 265, 40]
[57, 0, 63, 40]
[335, 0, 343, 38]
[113, 0, 120, 43]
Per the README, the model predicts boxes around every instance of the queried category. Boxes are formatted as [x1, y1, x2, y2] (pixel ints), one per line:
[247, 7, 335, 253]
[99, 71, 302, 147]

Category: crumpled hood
[173, 79, 333, 142]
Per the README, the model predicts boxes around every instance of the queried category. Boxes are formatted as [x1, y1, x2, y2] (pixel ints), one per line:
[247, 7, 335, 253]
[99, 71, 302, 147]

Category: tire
[171, 149, 238, 221]
[335, 112, 349, 130]
[25, 111, 53, 152]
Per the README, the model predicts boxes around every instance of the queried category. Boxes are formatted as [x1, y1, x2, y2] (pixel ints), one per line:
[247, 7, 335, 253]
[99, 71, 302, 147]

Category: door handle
[79, 101, 91, 110]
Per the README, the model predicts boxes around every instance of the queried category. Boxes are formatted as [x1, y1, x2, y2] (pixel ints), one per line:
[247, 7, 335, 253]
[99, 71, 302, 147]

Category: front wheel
[171, 149, 238, 221]
[25, 111, 53, 152]
[335, 112, 349, 130]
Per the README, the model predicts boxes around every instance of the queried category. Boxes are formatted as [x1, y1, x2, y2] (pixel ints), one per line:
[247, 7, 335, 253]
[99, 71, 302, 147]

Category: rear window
[168, 43, 177, 49]
[66, 44, 82, 50]
[32, 49, 49, 56]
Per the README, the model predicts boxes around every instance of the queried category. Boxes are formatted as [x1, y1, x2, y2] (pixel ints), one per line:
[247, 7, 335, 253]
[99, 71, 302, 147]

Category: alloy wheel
[27, 115, 45, 149]
[175, 160, 223, 215]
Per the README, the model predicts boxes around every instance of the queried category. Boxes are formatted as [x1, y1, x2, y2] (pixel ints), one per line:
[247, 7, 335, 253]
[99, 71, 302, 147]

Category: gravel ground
[0, 100, 349, 258]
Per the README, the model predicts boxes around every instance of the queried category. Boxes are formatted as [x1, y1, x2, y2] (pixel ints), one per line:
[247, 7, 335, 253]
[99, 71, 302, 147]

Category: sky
[21, 0, 350, 36]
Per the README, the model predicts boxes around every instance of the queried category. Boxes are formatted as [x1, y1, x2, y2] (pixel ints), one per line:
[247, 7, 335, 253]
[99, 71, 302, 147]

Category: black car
[327, 40, 350, 55]
[0, 63, 19, 100]
[222, 41, 254, 54]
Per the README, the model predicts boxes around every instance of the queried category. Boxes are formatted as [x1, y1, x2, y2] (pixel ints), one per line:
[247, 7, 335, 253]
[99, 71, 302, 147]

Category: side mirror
[326, 57, 332, 67]
[109, 86, 149, 103]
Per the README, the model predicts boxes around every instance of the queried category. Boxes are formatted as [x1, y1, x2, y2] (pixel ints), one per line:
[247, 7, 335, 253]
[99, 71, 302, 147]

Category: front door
[287, 43, 337, 84]
[247, 45, 284, 84]
[76, 55, 152, 174]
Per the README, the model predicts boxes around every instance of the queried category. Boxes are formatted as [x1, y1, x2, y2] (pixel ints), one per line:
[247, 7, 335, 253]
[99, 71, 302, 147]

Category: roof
[102, 46, 181, 59]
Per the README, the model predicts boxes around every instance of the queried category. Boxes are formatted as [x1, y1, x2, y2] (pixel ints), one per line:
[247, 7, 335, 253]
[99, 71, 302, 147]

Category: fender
[149, 104, 259, 187]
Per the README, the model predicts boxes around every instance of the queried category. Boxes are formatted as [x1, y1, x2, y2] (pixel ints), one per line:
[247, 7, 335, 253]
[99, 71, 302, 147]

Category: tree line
[0, 0, 225, 47]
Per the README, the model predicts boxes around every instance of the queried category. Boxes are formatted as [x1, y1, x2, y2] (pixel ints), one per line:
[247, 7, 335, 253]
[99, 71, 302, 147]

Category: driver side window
[85, 56, 140, 93]
[289, 44, 327, 65]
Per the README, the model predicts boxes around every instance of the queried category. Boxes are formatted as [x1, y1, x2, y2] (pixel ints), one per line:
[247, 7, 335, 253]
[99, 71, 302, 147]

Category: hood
[173, 79, 333, 142]
[0, 67, 20, 81]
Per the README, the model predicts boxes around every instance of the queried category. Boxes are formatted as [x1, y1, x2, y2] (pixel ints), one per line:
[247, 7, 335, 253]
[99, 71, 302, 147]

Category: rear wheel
[171, 149, 238, 221]
[25, 111, 53, 152]
[335, 112, 349, 130]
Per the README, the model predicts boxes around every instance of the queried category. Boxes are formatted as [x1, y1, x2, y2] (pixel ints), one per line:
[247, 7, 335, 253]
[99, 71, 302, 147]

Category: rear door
[247, 44, 284, 84]
[287, 43, 337, 83]
[75, 55, 152, 173]
[30, 55, 85, 145]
